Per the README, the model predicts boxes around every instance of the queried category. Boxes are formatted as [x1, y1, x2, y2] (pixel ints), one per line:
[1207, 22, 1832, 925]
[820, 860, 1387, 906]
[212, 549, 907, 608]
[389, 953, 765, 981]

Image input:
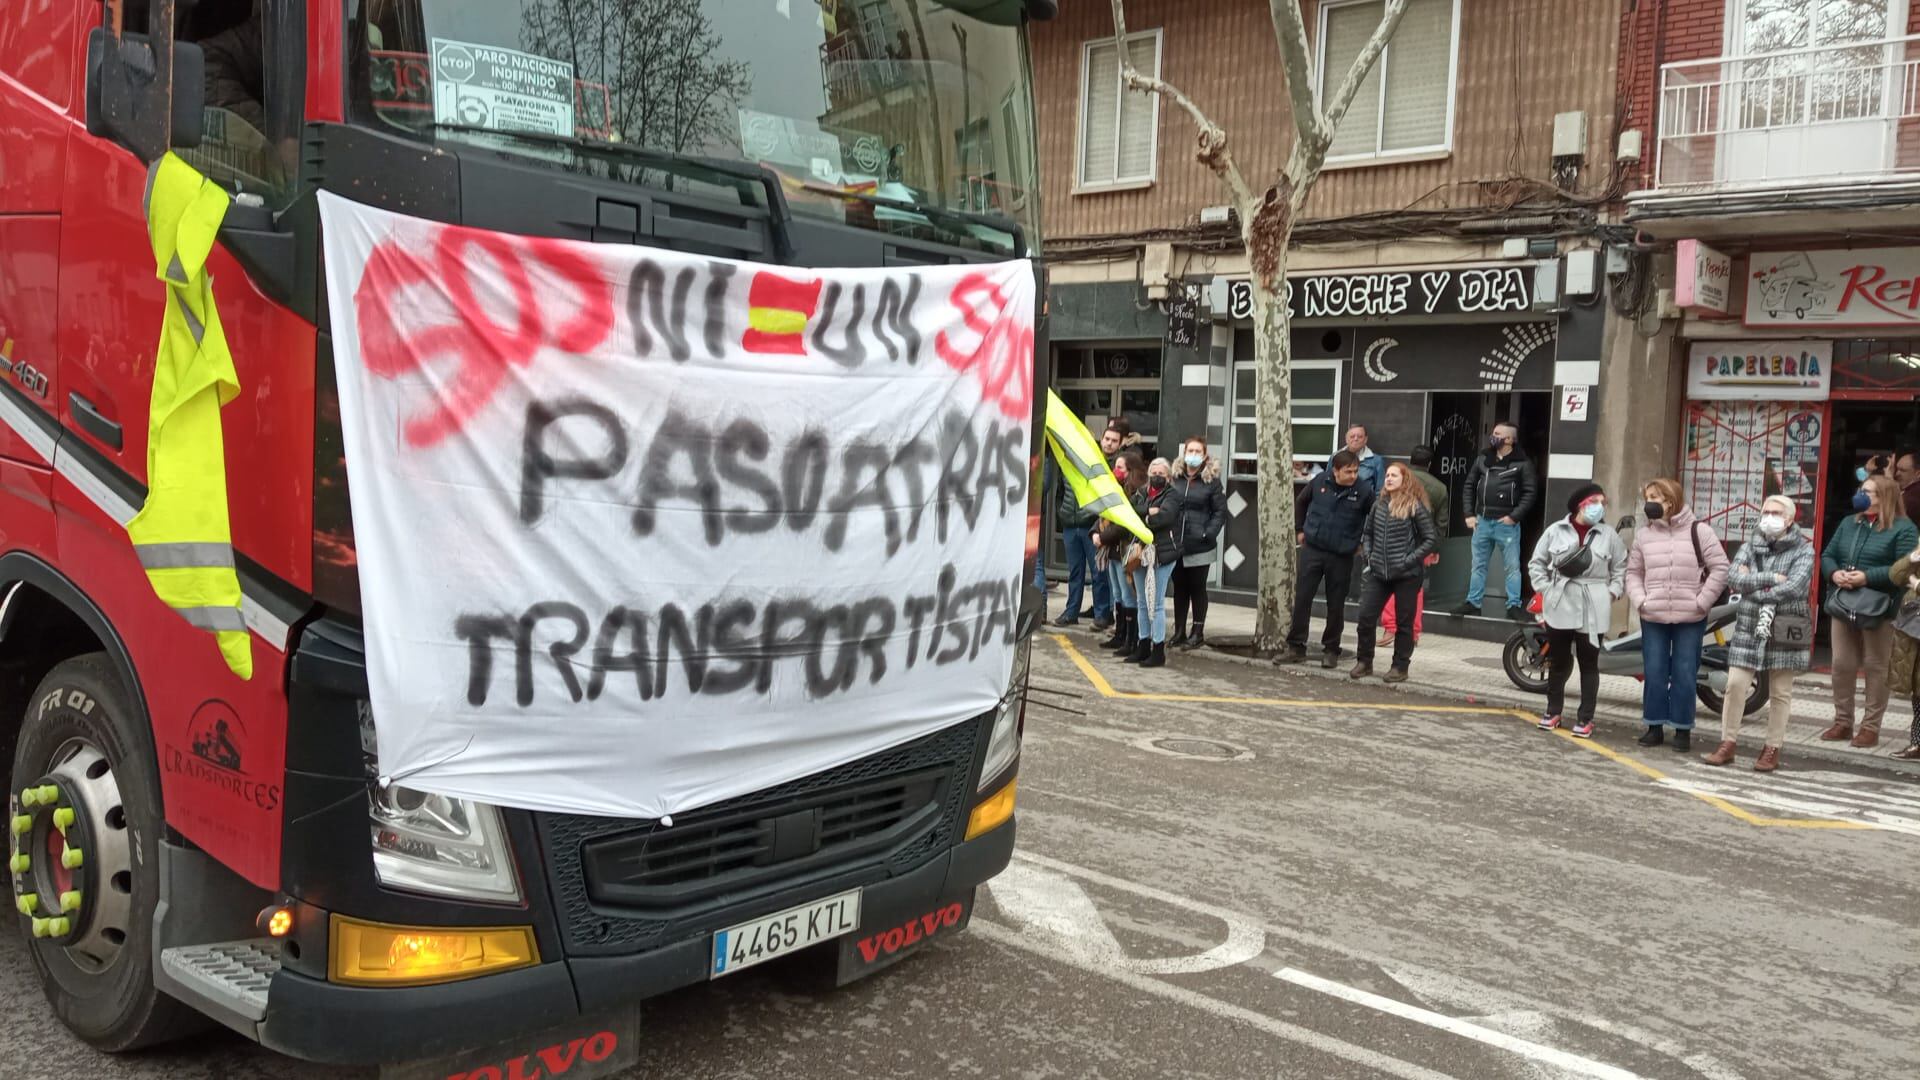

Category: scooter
[1499, 516, 1769, 718]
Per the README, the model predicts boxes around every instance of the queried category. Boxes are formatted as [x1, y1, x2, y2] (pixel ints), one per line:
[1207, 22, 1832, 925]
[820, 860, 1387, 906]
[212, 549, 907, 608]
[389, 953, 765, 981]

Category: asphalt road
[4, 631, 1917, 1079]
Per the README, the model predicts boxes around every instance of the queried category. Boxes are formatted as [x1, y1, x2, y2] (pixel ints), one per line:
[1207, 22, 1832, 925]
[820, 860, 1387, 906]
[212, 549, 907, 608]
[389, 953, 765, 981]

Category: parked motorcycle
[1499, 516, 1769, 718]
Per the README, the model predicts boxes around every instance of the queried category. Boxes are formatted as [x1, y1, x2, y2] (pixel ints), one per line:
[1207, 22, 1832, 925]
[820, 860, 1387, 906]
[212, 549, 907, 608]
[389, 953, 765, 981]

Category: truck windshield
[348, 0, 1042, 255]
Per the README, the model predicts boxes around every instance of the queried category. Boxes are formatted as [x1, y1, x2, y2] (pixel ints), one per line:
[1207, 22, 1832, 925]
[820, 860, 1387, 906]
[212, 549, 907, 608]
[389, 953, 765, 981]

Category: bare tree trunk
[1106, 0, 1408, 653]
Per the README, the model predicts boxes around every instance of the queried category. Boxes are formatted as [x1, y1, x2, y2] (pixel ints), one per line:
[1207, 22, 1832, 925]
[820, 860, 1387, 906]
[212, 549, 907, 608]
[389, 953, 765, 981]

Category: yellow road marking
[1047, 634, 1878, 832]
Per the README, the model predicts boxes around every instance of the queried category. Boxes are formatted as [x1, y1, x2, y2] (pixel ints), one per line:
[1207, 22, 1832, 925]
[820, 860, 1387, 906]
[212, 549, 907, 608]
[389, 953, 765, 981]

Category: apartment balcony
[821, 32, 912, 114]
[1630, 35, 1920, 238]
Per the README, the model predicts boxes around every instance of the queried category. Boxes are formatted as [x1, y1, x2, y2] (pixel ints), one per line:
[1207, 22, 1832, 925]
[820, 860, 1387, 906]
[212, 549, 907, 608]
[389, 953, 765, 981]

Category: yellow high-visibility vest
[1043, 389, 1151, 544]
[126, 153, 251, 680]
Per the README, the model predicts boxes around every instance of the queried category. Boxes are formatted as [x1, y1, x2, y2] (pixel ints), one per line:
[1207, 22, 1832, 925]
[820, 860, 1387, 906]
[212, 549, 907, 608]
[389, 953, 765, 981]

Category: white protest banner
[317, 192, 1035, 819]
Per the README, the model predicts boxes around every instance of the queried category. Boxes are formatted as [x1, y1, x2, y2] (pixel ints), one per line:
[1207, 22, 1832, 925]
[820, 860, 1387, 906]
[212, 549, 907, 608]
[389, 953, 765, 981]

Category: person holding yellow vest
[126, 153, 252, 680]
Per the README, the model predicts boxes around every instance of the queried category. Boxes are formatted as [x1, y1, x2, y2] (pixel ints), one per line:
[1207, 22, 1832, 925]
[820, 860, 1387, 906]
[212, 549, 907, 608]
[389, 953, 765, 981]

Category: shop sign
[1224, 264, 1534, 322]
[1745, 247, 1920, 328]
[1676, 239, 1732, 313]
[1559, 385, 1590, 421]
[1687, 341, 1831, 400]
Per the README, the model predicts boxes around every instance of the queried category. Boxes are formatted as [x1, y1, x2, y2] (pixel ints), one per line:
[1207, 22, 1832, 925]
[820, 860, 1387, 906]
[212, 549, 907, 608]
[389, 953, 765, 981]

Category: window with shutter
[1078, 31, 1163, 188]
[1317, 0, 1459, 162]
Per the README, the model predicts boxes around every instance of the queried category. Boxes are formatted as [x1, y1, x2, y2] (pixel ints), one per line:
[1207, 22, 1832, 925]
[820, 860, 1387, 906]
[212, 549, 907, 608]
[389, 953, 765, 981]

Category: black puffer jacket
[1299, 473, 1373, 555]
[1140, 481, 1185, 564]
[1462, 447, 1539, 521]
[1362, 499, 1439, 581]
[1175, 458, 1227, 557]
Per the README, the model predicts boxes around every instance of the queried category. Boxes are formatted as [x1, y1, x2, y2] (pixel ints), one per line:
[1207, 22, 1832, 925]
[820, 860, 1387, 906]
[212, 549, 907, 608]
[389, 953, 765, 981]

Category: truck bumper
[255, 818, 1016, 1066]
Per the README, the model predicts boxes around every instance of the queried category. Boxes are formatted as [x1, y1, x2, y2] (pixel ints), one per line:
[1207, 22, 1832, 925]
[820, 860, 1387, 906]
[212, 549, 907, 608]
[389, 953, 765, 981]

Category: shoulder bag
[1823, 523, 1892, 629]
[1553, 530, 1595, 579]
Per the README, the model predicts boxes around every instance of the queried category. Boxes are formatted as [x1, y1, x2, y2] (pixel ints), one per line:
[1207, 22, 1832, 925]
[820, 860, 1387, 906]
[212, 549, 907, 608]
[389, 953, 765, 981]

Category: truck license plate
[711, 888, 862, 978]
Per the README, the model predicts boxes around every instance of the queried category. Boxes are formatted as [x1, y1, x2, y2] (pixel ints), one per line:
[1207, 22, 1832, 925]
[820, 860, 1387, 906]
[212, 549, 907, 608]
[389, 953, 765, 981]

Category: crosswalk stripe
[1659, 778, 1920, 835]
[1749, 774, 1920, 813]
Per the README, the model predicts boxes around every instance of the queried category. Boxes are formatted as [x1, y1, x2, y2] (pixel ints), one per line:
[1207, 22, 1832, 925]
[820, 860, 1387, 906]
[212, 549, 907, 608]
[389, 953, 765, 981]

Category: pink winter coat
[1626, 508, 1730, 624]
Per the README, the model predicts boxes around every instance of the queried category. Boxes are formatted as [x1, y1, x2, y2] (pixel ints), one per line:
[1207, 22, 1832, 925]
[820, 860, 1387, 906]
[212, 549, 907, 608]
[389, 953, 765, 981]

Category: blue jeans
[1110, 560, 1135, 607]
[1467, 518, 1523, 608]
[1640, 618, 1706, 730]
[1063, 528, 1111, 621]
[1133, 561, 1178, 642]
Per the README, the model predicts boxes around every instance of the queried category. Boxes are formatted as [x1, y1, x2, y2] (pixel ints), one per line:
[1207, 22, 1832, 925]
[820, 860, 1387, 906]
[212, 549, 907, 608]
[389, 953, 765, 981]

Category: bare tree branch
[1109, 0, 1255, 211]
[1267, 0, 1326, 152]
[1323, 0, 1411, 135]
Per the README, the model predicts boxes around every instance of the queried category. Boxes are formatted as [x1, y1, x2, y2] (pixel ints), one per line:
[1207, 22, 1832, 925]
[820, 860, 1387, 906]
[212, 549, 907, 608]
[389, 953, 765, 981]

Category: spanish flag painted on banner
[743, 271, 823, 355]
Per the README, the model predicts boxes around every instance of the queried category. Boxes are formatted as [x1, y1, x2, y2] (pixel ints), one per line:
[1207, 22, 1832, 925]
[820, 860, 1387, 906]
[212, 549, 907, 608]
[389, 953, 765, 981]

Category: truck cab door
[0, 0, 79, 472]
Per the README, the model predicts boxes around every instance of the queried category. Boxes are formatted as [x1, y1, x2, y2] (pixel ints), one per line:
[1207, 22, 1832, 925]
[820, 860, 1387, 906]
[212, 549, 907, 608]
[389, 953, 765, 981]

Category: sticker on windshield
[431, 39, 575, 138]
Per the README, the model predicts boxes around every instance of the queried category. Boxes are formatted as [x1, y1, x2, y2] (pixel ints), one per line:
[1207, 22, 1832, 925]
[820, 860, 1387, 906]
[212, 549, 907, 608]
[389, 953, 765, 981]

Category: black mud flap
[834, 889, 975, 986]
[379, 1008, 640, 1080]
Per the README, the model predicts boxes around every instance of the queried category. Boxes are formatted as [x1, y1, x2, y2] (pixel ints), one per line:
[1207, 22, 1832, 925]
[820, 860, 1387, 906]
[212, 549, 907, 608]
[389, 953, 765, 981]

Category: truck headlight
[360, 705, 522, 903]
[979, 640, 1030, 790]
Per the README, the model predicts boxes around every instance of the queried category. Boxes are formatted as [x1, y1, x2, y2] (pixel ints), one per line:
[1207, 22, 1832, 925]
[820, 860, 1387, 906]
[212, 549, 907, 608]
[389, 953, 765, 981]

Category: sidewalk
[1046, 592, 1920, 775]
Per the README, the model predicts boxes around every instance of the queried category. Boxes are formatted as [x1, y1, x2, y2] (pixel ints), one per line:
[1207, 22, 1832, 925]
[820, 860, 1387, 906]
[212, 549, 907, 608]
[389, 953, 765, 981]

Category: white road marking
[1659, 777, 1920, 835]
[1004, 852, 1746, 1079]
[972, 924, 1460, 1080]
[987, 860, 1265, 974]
[1273, 967, 1642, 1080]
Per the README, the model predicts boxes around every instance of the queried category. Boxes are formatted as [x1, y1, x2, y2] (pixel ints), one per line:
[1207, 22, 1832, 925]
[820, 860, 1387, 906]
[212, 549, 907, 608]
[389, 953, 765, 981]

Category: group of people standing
[1525, 464, 1920, 768]
[1277, 425, 1452, 683]
[1047, 419, 1228, 670]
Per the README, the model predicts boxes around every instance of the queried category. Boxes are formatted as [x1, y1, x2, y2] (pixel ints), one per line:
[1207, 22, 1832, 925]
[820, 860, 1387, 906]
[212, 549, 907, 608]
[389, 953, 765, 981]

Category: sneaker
[1449, 602, 1479, 617]
[1538, 714, 1562, 731]
[1572, 719, 1595, 739]
[1051, 613, 1079, 628]
[1506, 605, 1528, 622]
[1636, 726, 1664, 747]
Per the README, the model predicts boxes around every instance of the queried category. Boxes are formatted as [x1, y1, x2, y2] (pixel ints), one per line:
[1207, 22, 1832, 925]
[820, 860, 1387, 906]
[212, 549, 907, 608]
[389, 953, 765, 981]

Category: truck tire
[8, 653, 202, 1051]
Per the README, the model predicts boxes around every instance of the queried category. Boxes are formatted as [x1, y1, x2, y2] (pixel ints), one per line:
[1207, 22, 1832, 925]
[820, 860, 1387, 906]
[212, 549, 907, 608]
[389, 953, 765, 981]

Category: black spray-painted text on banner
[455, 565, 1022, 708]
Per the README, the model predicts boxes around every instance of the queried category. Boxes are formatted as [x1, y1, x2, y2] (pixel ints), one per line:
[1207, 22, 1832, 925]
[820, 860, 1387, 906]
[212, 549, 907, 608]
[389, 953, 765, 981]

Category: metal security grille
[538, 716, 982, 956]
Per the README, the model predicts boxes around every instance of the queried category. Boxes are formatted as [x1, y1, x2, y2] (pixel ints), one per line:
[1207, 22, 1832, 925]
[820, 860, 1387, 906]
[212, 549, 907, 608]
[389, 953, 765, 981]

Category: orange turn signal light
[328, 915, 539, 987]
[966, 779, 1017, 840]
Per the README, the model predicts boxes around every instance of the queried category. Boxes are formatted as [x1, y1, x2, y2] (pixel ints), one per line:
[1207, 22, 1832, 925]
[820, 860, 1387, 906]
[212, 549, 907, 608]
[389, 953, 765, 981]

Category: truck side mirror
[85, 27, 204, 163]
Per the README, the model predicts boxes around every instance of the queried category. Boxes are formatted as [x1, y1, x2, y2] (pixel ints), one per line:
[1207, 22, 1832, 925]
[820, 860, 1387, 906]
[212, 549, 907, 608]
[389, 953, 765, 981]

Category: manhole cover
[1129, 735, 1254, 762]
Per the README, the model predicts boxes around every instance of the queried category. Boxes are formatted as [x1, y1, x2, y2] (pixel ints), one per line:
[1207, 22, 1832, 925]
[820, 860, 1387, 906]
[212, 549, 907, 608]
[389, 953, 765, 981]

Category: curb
[1055, 625, 1920, 778]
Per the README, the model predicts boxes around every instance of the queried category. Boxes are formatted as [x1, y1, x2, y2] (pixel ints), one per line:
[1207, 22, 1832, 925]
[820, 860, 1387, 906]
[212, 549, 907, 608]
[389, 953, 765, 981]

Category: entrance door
[1049, 344, 1162, 570]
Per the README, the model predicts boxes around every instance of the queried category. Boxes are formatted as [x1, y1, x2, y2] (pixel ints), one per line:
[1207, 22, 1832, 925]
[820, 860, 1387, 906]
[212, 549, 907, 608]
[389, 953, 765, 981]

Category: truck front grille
[537, 717, 981, 956]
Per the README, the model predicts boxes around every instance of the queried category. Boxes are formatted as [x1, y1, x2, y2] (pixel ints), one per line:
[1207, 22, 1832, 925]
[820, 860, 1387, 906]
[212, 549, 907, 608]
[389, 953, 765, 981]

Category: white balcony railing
[1654, 34, 1920, 193]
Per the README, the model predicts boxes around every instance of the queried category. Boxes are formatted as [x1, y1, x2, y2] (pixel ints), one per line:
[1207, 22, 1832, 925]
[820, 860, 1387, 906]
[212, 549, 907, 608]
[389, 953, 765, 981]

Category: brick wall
[1617, 0, 1726, 191]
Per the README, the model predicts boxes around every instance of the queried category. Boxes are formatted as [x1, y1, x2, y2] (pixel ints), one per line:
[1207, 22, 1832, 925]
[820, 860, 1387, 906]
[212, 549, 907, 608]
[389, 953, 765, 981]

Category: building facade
[1031, 0, 1636, 610]
[1623, 0, 1920, 564]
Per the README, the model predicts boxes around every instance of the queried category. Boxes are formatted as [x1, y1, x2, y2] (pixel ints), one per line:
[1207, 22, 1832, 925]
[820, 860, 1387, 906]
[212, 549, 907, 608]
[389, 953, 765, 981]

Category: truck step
[159, 939, 280, 1023]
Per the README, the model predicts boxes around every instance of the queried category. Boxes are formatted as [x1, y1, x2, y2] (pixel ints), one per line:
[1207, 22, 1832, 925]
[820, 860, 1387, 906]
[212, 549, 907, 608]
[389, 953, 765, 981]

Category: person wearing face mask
[1351, 462, 1438, 683]
[1172, 436, 1227, 649]
[1454, 422, 1539, 622]
[1625, 479, 1728, 753]
[1526, 485, 1628, 738]
[1097, 451, 1147, 651]
[1702, 496, 1816, 771]
[1818, 474, 1917, 748]
[1124, 458, 1186, 669]
[1881, 537, 1920, 761]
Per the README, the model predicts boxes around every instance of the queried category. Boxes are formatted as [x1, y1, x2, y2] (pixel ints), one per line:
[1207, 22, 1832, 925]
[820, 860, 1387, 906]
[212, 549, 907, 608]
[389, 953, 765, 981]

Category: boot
[1140, 641, 1167, 668]
[1181, 624, 1205, 651]
[1275, 645, 1307, 665]
[1851, 728, 1880, 749]
[1672, 730, 1692, 753]
[1636, 726, 1664, 747]
[1754, 746, 1782, 772]
[1121, 637, 1152, 664]
[1173, 617, 1187, 647]
[1890, 744, 1920, 760]
[1102, 608, 1132, 650]
[1818, 719, 1854, 742]
[1702, 740, 1737, 767]
[1383, 667, 1409, 684]
[1348, 660, 1374, 680]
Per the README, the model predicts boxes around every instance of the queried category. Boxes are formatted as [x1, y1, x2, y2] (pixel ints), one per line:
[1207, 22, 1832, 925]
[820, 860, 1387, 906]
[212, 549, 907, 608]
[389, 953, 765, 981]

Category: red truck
[0, 0, 1048, 1069]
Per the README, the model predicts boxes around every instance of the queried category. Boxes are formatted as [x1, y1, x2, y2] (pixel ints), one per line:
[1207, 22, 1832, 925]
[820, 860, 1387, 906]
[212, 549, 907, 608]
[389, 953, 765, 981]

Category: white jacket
[1527, 518, 1627, 642]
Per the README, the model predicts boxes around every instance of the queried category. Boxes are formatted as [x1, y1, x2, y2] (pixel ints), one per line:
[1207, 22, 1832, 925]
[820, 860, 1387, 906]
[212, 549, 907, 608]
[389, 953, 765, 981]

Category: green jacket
[1822, 513, 1920, 597]
[1413, 466, 1449, 538]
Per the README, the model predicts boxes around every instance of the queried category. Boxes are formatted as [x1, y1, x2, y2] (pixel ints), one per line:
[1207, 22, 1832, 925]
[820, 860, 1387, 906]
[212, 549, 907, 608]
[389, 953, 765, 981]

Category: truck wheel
[8, 654, 200, 1051]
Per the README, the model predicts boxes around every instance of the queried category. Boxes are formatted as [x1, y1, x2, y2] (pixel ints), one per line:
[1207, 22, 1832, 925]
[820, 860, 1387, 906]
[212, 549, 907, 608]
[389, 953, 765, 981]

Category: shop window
[1077, 30, 1160, 189]
[1228, 359, 1342, 480]
[1317, 0, 1458, 162]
